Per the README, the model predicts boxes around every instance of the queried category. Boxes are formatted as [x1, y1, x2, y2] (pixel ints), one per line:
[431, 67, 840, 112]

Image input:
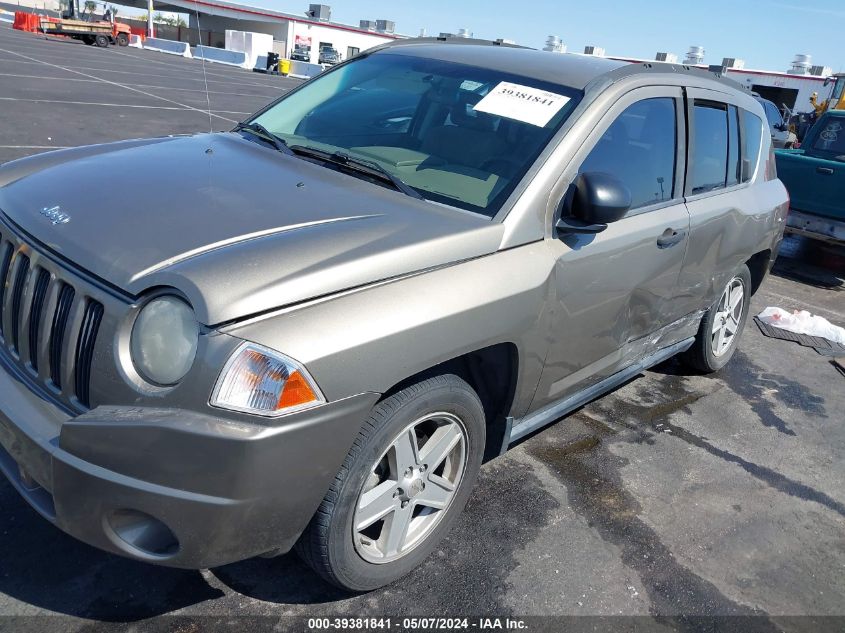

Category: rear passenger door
[531, 87, 691, 409]
[675, 89, 767, 316]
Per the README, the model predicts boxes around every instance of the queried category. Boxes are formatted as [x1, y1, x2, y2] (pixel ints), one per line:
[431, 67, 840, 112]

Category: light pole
[147, 0, 154, 38]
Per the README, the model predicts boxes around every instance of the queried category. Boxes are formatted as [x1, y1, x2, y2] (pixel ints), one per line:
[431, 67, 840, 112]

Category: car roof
[370, 40, 749, 96]
[371, 42, 627, 89]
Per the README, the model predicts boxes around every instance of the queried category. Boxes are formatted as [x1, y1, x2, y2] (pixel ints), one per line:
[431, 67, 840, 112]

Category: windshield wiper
[289, 145, 424, 200]
[233, 122, 293, 155]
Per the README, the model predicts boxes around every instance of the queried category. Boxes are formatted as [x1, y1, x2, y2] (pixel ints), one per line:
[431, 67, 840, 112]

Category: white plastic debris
[757, 307, 845, 345]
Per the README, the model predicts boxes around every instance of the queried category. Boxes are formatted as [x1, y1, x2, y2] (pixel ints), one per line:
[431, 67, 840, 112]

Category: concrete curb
[143, 37, 192, 58]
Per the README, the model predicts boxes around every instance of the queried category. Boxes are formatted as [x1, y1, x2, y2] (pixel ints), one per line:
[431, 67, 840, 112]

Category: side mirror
[556, 172, 632, 236]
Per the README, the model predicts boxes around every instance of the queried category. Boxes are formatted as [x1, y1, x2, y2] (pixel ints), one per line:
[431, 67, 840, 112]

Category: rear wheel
[116, 32, 129, 46]
[296, 374, 485, 591]
[681, 264, 752, 372]
[94, 33, 109, 48]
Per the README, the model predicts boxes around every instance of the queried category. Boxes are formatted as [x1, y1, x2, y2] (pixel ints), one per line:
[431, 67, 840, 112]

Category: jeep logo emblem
[40, 206, 70, 225]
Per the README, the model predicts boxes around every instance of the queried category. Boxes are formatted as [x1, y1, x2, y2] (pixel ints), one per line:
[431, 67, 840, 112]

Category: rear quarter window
[742, 110, 763, 182]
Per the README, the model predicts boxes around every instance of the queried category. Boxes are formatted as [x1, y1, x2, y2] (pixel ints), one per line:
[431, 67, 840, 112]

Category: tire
[681, 264, 752, 373]
[94, 33, 109, 48]
[116, 33, 129, 47]
[296, 374, 486, 591]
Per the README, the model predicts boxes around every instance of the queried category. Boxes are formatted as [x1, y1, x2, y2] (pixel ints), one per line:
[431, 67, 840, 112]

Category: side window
[764, 101, 782, 128]
[579, 97, 676, 210]
[690, 101, 728, 194]
[727, 105, 740, 186]
[832, 79, 844, 102]
[742, 110, 763, 182]
[812, 118, 845, 153]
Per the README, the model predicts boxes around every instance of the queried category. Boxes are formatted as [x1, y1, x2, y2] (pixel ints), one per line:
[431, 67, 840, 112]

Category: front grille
[28, 268, 51, 371]
[74, 300, 103, 408]
[0, 229, 104, 411]
[49, 283, 75, 389]
[9, 254, 30, 352]
[0, 243, 12, 336]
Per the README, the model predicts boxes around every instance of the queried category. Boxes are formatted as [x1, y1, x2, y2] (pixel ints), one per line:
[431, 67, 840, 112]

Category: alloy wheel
[353, 412, 467, 564]
[711, 277, 744, 357]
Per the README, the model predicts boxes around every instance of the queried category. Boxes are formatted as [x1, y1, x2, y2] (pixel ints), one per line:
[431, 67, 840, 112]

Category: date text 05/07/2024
[306, 617, 528, 630]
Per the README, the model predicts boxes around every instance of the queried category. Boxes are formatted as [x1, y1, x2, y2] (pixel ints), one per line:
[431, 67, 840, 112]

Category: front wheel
[681, 264, 752, 373]
[116, 33, 129, 46]
[296, 374, 486, 591]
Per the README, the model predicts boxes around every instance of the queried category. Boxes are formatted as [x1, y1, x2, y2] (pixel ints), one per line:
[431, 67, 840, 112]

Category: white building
[607, 49, 835, 115]
[110, 0, 403, 61]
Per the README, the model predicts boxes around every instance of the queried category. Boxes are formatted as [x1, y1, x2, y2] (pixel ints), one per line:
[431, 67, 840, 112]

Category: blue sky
[249, 0, 844, 72]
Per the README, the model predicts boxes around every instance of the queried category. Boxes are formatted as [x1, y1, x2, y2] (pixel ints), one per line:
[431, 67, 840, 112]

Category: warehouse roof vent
[457, 28, 472, 38]
[810, 65, 832, 77]
[359, 19, 376, 31]
[543, 35, 566, 53]
[655, 52, 678, 63]
[584, 45, 605, 57]
[684, 45, 705, 65]
[789, 53, 812, 75]
[307, 4, 331, 21]
[376, 19, 395, 33]
[722, 57, 745, 69]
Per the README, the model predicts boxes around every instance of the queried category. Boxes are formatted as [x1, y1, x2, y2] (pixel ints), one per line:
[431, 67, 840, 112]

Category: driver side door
[530, 86, 692, 411]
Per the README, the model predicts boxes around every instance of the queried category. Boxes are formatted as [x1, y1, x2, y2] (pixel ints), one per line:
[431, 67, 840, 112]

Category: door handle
[657, 227, 686, 248]
[816, 167, 834, 175]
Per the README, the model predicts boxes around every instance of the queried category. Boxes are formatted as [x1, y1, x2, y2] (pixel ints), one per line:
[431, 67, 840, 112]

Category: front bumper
[785, 209, 845, 244]
[0, 353, 378, 568]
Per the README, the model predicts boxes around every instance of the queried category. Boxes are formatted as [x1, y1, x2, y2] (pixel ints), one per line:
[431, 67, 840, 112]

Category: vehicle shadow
[0, 479, 224, 621]
[1, 457, 554, 617]
[772, 234, 844, 289]
[210, 555, 349, 605]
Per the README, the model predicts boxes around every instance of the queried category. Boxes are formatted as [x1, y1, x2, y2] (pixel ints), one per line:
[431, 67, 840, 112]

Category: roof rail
[595, 60, 750, 93]
[368, 36, 529, 54]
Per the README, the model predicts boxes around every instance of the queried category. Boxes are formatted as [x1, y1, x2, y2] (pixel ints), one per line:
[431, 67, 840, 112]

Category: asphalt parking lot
[0, 22, 299, 164]
[1, 22, 845, 631]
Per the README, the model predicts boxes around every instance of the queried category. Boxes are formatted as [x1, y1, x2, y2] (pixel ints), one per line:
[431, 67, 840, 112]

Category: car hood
[0, 134, 503, 325]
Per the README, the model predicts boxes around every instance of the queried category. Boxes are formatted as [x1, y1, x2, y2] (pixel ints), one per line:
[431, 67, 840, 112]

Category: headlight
[130, 296, 199, 385]
[210, 343, 325, 417]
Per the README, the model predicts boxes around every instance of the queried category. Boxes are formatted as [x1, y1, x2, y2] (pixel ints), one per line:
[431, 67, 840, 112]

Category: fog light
[105, 509, 179, 558]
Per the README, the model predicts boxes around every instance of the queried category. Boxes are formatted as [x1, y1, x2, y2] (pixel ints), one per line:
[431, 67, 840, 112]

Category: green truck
[776, 110, 845, 243]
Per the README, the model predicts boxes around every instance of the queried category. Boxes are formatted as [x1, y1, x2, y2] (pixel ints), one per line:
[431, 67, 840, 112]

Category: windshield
[250, 51, 582, 217]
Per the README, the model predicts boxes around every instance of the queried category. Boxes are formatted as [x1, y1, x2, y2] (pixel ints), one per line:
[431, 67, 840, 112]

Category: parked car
[776, 109, 845, 243]
[0, 39, 788, 592]
[318, 46, 340, 65]
[289, 47, 310, 62]
[755, 95, 797, 148]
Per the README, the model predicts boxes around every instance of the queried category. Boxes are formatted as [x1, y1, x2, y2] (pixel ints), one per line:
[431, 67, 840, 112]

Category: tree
[83, 0, 96, 16]
[151, 12, 187, 27]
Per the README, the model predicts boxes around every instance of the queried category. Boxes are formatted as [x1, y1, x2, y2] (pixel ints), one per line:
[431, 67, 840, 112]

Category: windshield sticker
[473, 82, 571, 127]
[459, 80, 485, 91]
